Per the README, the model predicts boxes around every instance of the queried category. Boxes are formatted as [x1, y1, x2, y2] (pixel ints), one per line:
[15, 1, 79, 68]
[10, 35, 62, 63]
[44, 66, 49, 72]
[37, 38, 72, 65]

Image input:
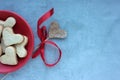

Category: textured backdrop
[0, 0, 120, 80]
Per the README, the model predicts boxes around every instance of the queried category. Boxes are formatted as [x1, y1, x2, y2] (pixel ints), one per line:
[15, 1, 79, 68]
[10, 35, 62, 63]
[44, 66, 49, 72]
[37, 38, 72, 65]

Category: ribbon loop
[40, 40, 62, 67]
[32, 8, 62, 67]
[41, 41, 62, 67]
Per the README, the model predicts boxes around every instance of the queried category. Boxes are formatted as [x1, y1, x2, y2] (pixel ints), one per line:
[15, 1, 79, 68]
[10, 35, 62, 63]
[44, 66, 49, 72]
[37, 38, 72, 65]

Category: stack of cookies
[0, 17, 28, 65]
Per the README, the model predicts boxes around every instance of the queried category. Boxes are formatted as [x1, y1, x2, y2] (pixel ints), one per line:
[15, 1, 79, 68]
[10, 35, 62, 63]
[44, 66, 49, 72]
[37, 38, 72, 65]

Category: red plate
[0, 10, 34, 73]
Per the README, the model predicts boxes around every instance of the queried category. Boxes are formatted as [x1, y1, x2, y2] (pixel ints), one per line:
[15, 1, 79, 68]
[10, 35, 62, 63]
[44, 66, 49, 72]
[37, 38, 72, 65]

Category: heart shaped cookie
[48, 21, 67, 38]
[15, 36, 28, 58]
[3, 27, 24, 46]
[0, 46, 18, 65]
[4, 17, 16, 28]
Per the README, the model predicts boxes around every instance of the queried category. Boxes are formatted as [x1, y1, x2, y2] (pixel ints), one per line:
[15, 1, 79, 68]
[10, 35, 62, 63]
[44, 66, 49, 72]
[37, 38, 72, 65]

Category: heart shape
[15, 36, 28, 58]
[3, 17, 16, 28]
[0, 46, 18, 65]
[3, 27, 24, 46]
[48, 21, 67, 39]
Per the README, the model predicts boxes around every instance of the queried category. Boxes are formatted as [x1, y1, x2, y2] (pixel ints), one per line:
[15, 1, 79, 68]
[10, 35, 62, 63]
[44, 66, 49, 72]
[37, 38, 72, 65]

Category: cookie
[15, 36, 28, 58]
[4, 17, 16, 28]
[0, 46, 18, 65]
[3, 27, 24, 46]
[48, 21, 67, 38]
[0, 20, 4, 25]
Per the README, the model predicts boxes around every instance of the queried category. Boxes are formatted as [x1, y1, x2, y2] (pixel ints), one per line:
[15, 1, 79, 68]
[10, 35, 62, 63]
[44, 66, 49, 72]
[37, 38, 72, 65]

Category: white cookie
[0, 20, 4, 25]
[15, 36, 28, 58]
[3, 27, 24, 46]
[0, 46, 18, 65]
[4, 17, 16, 28]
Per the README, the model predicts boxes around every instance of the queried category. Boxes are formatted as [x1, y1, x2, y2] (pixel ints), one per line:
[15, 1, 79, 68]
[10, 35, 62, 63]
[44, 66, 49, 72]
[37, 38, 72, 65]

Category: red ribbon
[32, 8, 62, 67]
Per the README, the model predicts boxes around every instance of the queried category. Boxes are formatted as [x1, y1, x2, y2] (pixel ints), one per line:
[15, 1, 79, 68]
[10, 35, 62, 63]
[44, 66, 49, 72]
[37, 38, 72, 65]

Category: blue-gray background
[0, 0, 120, 80]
